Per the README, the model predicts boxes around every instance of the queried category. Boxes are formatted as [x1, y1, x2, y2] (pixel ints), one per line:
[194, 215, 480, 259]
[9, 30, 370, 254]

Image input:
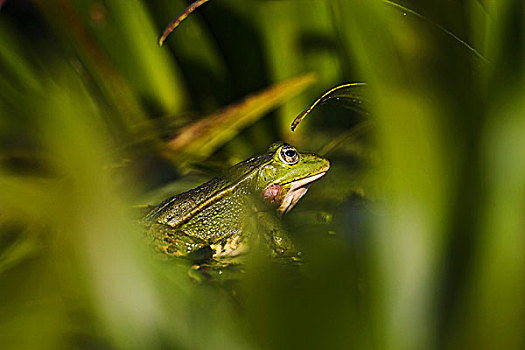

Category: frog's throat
[278, 172, 326, 214]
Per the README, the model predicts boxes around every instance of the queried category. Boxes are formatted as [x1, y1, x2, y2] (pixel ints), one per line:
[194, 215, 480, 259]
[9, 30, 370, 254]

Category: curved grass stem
[158, 0, 210, 46]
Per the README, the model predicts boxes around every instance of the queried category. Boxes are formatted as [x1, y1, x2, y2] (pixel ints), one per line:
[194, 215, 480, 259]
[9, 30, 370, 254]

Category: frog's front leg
[146, 223, 210, 259]
[255, 211, 300, 259]
[269, 229, 299, 258]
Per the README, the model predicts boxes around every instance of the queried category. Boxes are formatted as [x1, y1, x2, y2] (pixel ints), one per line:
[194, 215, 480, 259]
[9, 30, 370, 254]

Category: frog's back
[144, 154, 270, 237]
[145, 176, 230, 226]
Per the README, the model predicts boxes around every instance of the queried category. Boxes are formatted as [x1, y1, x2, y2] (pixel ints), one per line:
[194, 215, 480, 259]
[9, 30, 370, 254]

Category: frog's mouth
[264, 172, 327, 214]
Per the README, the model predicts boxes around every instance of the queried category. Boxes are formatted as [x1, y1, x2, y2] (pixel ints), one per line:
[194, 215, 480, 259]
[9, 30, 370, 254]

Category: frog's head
[257, 142, 330, 214]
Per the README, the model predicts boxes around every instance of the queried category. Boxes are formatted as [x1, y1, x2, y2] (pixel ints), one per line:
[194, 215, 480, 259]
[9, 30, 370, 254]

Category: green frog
[143, 142, 330, 260]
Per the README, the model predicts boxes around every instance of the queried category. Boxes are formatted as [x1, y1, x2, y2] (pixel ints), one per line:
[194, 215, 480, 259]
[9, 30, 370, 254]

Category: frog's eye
[279, 146, 299, 165]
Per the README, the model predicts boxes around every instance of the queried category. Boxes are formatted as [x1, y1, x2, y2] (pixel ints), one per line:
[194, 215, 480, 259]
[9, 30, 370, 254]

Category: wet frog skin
[143, 142, 330, 259]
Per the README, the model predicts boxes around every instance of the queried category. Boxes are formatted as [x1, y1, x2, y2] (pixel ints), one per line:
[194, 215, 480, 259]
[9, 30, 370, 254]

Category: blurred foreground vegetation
[1, 0, 525, 349]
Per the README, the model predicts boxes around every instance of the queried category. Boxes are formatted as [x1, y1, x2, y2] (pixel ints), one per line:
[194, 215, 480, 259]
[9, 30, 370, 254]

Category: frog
[142, 142, 330, 260]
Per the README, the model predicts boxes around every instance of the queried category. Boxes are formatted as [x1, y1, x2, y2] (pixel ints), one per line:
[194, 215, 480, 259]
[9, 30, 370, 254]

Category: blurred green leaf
[101, 0, 188, 114]
[163, 73, 317, 167]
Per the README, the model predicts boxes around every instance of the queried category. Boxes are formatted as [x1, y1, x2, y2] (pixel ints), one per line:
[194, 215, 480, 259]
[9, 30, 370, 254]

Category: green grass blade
[383, 0, 489, 62]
